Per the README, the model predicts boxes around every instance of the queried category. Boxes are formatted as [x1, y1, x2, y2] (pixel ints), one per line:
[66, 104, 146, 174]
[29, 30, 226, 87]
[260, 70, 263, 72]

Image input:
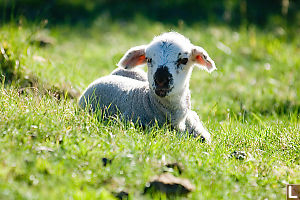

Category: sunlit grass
[0, 17, 299, 199]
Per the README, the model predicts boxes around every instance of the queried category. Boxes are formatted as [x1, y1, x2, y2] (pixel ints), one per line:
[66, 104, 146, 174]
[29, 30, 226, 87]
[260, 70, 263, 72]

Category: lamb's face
[117, 32, 216, 98]
[145, 39, 194, 97]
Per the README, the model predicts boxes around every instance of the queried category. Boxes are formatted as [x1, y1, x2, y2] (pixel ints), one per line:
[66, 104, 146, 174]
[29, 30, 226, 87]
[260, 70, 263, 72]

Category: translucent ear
[191, 46, 216, 73]
[117, 45, 147, 69]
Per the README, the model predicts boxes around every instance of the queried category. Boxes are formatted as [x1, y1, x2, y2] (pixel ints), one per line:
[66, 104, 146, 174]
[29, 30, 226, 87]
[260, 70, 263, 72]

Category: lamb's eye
[177, 58, 188, 65]
[147, 58, 152, 63]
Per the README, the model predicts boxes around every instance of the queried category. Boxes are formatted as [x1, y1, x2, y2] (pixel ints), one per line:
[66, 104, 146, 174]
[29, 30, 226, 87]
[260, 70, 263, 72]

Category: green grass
[0, 17, 299, 199]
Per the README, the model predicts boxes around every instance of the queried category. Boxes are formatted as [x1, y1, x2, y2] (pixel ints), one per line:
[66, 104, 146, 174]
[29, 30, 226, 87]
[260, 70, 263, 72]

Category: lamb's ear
[191, 46, 216, 73]
[117, 45, 147, 69]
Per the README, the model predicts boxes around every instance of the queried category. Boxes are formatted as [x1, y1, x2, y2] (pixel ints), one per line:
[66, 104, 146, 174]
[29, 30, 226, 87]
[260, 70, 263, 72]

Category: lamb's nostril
[155, 78, 167, 87]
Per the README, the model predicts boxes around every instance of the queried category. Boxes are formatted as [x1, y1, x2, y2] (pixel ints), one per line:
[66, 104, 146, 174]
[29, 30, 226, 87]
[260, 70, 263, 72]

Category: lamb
[79, 32, 216, 143]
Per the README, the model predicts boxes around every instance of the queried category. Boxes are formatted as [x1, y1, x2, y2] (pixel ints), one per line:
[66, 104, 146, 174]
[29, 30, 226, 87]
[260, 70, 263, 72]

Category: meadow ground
[0, 17, 299, 199]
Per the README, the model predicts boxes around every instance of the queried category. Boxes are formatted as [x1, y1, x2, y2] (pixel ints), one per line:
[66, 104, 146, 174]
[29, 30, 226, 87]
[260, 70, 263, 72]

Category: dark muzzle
[153, 66, 173, 97]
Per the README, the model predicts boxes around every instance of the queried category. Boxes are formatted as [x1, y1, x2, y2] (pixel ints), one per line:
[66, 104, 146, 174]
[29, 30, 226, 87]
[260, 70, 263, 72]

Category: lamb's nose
[154, 66, 171, 88]
[155, 78, 167, 87]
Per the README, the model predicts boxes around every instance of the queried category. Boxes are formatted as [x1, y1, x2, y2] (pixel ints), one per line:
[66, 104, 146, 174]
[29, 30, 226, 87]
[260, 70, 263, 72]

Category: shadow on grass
[255, 100, 300, 116]
[1, 0, 299, 27]
[0, 43, 79, 100]
[237, 99, 300, 120]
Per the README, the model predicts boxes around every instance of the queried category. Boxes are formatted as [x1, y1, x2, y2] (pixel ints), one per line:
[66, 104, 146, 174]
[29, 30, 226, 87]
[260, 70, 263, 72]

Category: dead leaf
[30, 35, 55, 47]
[144, 173, 195, 196]
[33, 55, 46, 62]
[164, 162, 184, 174]
[35, 146, 54, 152]
[113, 190, 129, 200]
[102, 158, 112, 166]
[230, 150, 246, 160]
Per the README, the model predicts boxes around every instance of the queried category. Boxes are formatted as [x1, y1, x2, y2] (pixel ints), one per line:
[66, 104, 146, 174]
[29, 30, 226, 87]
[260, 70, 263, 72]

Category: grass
[0, 16, 299, 199]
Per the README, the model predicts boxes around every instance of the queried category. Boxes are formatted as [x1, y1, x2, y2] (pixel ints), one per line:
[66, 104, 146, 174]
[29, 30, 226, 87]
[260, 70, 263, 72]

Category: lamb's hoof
[194, 133, 211, 144]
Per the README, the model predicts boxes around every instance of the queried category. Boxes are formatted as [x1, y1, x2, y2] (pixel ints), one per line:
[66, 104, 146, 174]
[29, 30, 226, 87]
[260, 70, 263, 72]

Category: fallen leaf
[33, 55, 46, 62]
[113, 190, 129, 200]
[35, 146, 54, 152]
[102, 158, 112, 166]
[164, 162, 184, 174]
[144, 173, 195, 196]
[30, 35, 55, 47]
[230, 151, 246, 160]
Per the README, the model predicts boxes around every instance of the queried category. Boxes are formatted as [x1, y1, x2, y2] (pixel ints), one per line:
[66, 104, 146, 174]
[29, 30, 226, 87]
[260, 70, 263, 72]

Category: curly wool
[78, 69, 188, 127]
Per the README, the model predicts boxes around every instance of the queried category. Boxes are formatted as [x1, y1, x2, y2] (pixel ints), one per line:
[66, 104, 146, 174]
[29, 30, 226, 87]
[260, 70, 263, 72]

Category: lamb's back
[79, 75, 152, 120]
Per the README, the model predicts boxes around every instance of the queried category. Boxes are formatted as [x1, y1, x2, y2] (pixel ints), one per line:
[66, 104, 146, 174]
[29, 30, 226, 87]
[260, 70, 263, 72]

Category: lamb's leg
[184, 110, 211, 143]
[111, 68, 147, 82]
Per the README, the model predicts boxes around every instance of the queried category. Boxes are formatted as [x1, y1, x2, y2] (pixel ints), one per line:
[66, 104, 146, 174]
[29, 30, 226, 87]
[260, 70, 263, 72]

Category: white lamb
[79, 32, 216, 143]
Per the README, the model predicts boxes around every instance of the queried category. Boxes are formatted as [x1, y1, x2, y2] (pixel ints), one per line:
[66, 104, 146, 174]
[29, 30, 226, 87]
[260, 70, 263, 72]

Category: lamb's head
[118, 32, 216, 98]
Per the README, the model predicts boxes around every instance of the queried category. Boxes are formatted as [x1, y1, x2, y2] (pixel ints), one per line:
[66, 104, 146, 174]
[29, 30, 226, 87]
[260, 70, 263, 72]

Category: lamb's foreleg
[184, 110, 211, 143]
